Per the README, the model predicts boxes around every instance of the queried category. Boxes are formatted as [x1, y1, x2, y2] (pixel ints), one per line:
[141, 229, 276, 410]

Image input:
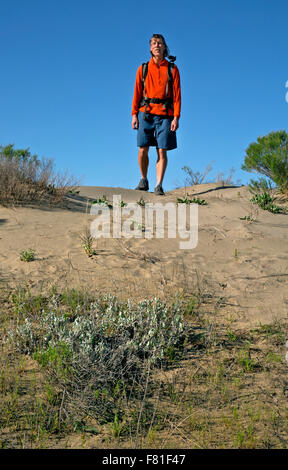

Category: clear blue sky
[1, 0, 288, 190]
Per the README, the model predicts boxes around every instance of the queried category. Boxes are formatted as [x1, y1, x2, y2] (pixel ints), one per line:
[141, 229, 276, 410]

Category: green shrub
[250, 192, 287, 213]
[242, 130, 288, 193]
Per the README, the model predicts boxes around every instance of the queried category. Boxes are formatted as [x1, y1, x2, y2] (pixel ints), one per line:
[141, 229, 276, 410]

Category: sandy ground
[0, 183, 288, 327]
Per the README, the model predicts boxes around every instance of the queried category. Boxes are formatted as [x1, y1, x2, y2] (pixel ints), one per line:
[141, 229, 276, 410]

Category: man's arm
[131, 66, 143, 129]
[171, 116, 179, 131]
[132, 114, 139, 129]
[171, 66, 181, 131]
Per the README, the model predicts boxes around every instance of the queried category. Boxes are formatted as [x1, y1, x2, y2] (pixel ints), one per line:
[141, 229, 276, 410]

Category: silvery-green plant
[8, 294, 187, 423]
[11, 295, 186, 363]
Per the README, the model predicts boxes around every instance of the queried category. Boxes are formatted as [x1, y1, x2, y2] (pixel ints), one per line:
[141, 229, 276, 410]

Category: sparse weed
[19, 248, 36, 262]
[235, 430, 245, 448]
[80, 226, 97, 257]
[111, 414, 123, 438]
[184, 297, 197, 317]
[253, 321, 285, 345]
[227, 329, 238, 343]
[214, 167, 241, 186]
[239, 211, 258, 222]
[265, 351, 282, 364]
[236, 350, 260, 372]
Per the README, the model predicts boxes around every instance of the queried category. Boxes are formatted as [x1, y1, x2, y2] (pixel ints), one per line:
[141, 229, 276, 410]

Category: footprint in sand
[47, 265, 58, 274]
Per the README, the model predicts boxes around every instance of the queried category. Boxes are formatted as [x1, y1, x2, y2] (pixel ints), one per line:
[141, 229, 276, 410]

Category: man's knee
[156, 149, 168, 160]
[139, 146, 149, 156]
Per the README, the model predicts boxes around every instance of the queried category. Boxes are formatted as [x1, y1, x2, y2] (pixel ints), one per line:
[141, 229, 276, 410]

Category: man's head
[150, 34, 169, 59]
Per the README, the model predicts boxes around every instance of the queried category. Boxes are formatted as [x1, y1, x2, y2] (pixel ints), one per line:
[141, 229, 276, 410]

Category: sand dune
[0, 183, 287, 327]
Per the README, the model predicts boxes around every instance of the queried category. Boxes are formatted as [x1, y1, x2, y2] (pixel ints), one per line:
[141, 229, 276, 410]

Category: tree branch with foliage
[242, 130, 288, 193]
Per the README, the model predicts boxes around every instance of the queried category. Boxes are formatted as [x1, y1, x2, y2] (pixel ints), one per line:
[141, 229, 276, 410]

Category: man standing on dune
[132, 34, 181, 196]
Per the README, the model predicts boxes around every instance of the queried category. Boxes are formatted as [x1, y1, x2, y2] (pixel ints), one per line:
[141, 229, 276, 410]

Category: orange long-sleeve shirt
[132, 57, 181, 118]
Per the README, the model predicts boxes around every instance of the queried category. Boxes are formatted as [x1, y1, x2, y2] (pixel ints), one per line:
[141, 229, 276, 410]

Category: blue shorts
[137, 111, 177, 150]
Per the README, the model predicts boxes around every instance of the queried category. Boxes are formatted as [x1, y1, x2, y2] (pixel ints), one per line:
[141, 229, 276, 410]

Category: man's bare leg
[138, 146, 149, 178]
[156, 148, 168, 185]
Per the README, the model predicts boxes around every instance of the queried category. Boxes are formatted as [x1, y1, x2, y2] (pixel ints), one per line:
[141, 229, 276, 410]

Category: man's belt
[139, 97, 173, 120]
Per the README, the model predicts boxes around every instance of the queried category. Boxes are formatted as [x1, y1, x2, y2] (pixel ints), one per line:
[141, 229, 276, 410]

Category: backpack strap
[167, 62, 174, 110]
[167, 61, 174, 83]
[142, 61, 149, 97]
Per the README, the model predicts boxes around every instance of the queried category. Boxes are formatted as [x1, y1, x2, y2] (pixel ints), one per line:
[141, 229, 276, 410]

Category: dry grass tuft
[0, 144, 79, 207]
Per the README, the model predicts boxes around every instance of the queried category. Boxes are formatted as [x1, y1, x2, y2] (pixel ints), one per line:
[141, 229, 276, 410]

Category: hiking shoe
[154, 184, 165, 196]
[135, 177, 149, 191]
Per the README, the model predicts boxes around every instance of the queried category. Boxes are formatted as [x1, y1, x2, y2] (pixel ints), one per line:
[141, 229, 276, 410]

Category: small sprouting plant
[68, 189, 80, 194]
[192, 197, 207, 205]
[177, 196, 190, 204]
[131, 219, 145, 232]
[234, 248, 238, 259]
[237, 350, 259, 372]
[265, 351, 282, 364]
[235, 430, 245, 448]
[254, 321, 285, 344]
[19, 248, 35, 262]
[177, 196, 207, 205]
[91, 195, 112, 208]
[184, 297, 196, 317]
[240, 213, 256, 222]
[227, 329, 238, 342]
[80, 227, 97, 257]
[136, 197, 146, 207]
[118, 200, 127, 207]
[111, 414, 122, 438]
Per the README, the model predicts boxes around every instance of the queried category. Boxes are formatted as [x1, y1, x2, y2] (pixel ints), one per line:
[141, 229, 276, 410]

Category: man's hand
[171, 117, 179, 132]
[132, 114, 139, 129]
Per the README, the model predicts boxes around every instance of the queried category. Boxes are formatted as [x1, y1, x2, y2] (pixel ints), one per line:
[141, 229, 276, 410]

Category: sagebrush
[8, 293, 187, 427]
